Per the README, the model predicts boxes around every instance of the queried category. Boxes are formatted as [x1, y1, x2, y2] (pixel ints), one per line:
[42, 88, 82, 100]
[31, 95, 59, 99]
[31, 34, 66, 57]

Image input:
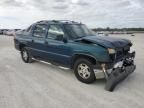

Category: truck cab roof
[35, 20, 82, 25]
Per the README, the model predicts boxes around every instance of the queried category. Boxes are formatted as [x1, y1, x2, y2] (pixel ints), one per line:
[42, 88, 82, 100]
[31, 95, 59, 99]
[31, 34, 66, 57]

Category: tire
[21, 47, 33, 63]
[74, 58, 96, 84]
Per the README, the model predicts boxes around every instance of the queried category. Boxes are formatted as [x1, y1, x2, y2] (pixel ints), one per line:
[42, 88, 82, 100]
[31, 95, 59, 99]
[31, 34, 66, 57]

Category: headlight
[108, 48, 116, 54]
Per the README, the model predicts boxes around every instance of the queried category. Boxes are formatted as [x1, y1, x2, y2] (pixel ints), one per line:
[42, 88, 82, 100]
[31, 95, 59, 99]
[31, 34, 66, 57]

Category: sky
[0, 0, 144, 29]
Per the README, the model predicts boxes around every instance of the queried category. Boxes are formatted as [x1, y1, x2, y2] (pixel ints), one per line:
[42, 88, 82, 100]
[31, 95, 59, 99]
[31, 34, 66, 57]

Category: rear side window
[48, 25, 64, 41]
[33, 24, 47, 38]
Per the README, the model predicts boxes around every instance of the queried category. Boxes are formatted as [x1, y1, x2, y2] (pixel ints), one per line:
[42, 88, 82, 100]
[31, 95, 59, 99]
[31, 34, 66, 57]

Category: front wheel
[21, 47, 33, 63]
[74, 58, 96, 84]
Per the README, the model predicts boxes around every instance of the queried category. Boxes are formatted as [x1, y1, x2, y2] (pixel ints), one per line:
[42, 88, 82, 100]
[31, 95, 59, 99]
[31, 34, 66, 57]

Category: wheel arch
[71, 54, 97, 69]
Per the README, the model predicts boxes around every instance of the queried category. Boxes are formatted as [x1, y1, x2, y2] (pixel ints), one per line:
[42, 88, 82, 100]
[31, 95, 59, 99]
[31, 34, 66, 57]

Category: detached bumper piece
[105, 51, 136, 91]
[105, 65, 136, 91]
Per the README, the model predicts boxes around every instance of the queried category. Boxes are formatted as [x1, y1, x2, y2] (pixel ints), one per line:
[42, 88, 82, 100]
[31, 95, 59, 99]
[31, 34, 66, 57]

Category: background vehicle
[2, 29, 8, 35]
[5, 30, 15, 36]
[0, 29, 3, 34]
[14, 20, 136, 91]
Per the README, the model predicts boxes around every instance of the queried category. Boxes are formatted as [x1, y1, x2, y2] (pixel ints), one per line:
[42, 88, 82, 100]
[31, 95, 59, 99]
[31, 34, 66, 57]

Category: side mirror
[63, 37, 68, 43]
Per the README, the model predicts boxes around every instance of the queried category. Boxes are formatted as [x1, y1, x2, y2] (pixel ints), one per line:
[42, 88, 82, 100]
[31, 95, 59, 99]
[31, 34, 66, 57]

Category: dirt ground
[0, 34, 144, 108]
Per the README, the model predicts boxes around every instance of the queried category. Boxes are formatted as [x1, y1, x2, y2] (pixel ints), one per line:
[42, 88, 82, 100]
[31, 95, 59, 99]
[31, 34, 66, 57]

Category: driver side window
[48, 25, 64, 41]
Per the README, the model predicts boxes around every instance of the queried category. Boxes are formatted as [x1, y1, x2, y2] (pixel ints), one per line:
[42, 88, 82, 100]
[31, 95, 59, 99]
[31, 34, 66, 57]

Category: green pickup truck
[14, 20, 136, 91]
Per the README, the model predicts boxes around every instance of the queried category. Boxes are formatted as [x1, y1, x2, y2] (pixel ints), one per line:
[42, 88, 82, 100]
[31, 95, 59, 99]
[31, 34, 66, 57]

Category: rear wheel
[74, 58, 96, 84]
[21, 47, 33, 63]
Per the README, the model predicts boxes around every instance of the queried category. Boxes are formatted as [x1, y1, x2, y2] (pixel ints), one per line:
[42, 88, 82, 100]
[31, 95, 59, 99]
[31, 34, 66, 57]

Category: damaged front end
[94, 50, 136, 91]
[105, 50, 136, 91]
[75, 35, 136, 91]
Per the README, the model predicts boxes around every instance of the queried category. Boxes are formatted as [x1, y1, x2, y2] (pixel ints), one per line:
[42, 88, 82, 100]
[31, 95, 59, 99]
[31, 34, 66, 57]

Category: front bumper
[94, 50, 136, 91]
[105, 64, 136, 91]
[105, 50, 136, 91]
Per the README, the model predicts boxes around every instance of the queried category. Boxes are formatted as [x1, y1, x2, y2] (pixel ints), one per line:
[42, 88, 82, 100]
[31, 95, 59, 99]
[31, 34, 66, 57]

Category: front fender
[72, 49, 110, 63]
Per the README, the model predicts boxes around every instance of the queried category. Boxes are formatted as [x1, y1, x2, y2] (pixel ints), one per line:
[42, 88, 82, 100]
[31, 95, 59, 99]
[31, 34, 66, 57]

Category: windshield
[64, 24, 95, 39]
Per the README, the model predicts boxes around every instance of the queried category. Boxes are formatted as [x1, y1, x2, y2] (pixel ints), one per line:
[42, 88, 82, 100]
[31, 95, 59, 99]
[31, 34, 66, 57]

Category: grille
[116, 46, 130, 60]
[109, 45, 130, 62]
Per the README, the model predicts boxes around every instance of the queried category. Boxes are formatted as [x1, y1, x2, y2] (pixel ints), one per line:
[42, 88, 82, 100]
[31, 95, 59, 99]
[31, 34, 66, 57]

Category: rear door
[31, 24, 48, 58]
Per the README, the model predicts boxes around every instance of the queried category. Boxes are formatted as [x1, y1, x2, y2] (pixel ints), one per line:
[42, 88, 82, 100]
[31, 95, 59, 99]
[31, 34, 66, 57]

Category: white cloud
[0, 0, 144, 29]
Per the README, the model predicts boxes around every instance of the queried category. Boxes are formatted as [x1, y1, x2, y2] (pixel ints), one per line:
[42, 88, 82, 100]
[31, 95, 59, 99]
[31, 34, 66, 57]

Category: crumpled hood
[76, 35, 132, 49]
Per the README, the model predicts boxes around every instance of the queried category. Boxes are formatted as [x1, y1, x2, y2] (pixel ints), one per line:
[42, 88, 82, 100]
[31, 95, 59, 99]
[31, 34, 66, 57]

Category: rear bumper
[14, 39, 20, 51]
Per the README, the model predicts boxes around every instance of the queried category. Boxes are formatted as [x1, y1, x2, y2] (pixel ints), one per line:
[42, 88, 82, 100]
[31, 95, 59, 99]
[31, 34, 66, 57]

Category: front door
[45, 24, 72, 65]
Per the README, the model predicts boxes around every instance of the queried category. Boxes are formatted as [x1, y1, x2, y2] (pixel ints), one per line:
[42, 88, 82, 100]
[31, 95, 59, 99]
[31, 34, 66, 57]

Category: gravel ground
[0, 34, 144, 108]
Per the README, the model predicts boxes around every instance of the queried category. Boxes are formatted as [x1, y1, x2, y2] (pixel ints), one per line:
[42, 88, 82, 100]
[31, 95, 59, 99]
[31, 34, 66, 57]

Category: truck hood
[75, 35, 132, 49]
